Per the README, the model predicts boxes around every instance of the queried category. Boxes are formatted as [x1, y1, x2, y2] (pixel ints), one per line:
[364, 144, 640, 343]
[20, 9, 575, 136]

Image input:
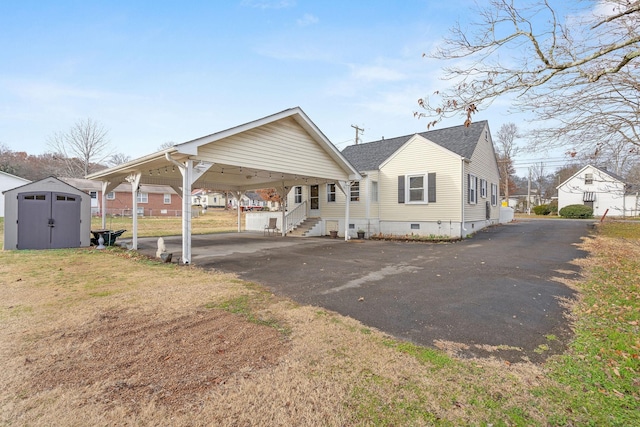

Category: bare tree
[47, 118, 112, 177]
[494, 123, 520, 201]
[530, 162, 548, 205]
[417, 0, 640, 147]
[109, 153, 131, 167]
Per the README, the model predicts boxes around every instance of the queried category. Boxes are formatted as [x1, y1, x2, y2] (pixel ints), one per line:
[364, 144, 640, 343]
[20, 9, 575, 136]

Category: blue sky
[1, 0, 566, 174]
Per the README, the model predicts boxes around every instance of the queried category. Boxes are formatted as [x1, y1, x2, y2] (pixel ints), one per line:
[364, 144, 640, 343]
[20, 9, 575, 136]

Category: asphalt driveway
[138, 218, 590, 362]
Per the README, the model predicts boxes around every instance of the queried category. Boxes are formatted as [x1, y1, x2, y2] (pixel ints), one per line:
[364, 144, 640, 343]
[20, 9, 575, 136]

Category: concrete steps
[288, 217, 321, 236]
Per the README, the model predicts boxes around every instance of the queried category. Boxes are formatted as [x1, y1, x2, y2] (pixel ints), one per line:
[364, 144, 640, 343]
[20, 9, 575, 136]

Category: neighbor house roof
[342, 120, 487, 171]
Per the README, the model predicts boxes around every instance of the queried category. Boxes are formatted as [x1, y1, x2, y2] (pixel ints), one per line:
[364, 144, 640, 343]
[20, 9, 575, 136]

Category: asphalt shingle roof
[341, 120, 487, 171]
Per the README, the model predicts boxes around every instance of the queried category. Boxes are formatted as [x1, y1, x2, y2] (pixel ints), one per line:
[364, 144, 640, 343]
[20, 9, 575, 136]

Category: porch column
[337, 181, 352, 241]
[235, 191, 244, 233]
[181, 160, 194, 264]
[126, 173, 142, 250]
[276, 184, 292, 237]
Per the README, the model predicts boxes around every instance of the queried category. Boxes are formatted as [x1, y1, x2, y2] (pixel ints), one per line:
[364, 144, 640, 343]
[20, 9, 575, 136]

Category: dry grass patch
[3, 221, 639, 425]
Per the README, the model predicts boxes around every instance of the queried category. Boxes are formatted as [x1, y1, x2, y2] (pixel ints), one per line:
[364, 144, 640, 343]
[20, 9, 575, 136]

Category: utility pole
[351, 124, 364, 145]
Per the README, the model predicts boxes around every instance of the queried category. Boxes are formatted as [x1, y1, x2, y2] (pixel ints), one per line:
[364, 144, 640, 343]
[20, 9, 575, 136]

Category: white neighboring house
[557, 165, 639, 217]
[0, 171, 30, 218]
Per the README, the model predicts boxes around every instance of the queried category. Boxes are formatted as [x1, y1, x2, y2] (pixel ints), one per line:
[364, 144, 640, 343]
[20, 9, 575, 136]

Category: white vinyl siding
[464, 123, 501, 221]
[379, 135, 461, 221]
[196, 117, 350, 181]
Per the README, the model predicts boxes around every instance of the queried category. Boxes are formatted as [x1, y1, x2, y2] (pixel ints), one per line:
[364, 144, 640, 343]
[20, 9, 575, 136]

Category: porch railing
[285, 201, 306, 233]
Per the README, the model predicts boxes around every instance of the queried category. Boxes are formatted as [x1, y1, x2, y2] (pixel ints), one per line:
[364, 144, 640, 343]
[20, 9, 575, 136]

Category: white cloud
[297, 13, 318, 27]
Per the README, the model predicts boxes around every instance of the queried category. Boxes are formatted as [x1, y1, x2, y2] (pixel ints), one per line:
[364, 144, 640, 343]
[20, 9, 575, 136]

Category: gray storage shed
[2, 176, 91, 250]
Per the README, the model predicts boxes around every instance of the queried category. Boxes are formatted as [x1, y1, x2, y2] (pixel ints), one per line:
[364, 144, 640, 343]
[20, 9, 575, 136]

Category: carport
[86, 107, 361, 264]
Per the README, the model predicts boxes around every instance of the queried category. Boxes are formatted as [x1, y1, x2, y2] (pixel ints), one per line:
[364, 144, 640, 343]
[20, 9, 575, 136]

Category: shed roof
[342, 120, 487, 171]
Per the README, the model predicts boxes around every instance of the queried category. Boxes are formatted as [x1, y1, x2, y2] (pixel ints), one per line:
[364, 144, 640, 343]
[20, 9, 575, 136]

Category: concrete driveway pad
[138, 219, 589, 363]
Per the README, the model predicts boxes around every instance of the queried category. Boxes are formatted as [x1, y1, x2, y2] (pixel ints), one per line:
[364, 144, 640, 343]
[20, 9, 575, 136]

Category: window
[371, 181, 378, 202]
[294, 186, 302, 204]
[90, 191, 97, 199]
[310, 185, 319, 209]
[468, 174, 477, 204]
[491, 183, 498, 206]
[480, 179, 487, 198]
[163, 193, 171, 204]
[585, 173, 593, 184]
[350, 181, 360, 202]
[106, 192, 115, 200]
[398, 173, 436, 204]
[137, 192, 148, 203]
[408, 175, 424, 202]
[327, 183, 336, 202]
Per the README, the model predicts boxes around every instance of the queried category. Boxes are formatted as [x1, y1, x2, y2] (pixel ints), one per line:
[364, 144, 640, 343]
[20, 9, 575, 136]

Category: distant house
[557, 164, 639, 217]
[279, 120, 502, 238]
[0, 171, 30, 218]
[60, 177, 182, 217]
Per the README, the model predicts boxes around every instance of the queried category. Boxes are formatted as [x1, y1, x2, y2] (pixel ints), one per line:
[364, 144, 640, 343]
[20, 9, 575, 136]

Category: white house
[276, 120, 502, 238]
[557, 164, 639, 217]
[1, 171, 30, 218]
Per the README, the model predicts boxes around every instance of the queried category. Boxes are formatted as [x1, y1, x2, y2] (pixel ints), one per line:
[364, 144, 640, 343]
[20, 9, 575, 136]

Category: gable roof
[342, 120, 487, 171]
[556, 164, 628, 189]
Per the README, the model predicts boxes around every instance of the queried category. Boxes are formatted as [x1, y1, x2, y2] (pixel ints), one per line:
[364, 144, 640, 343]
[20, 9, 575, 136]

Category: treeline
[0, 144, 106, 181]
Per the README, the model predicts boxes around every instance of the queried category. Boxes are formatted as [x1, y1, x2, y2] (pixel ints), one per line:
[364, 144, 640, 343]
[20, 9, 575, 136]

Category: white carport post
[337, 181, 352, 241]
[234, 191, 244, 233]
[181, 160, 194, 264]
[276, 184, 292, 237]
[126, 173, 142, 250]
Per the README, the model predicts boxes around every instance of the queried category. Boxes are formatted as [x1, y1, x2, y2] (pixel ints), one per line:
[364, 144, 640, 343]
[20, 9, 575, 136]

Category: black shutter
[428, 173, 436, 203]
[398, 175, 405, 203]
[467, 174, 470, 203]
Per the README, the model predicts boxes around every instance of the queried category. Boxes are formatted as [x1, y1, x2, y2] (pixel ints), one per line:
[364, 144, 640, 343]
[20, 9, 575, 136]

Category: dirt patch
[26, 308, 289, 411]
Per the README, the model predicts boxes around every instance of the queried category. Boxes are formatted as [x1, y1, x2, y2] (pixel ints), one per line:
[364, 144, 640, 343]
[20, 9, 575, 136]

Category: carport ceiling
[86, 107, 360, 191]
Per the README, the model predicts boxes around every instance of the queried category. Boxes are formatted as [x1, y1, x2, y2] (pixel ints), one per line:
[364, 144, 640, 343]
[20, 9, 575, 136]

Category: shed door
[17, 191, 81, 249]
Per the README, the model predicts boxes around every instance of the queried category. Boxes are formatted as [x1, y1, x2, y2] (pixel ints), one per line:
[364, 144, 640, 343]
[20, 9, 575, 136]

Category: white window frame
[480, 179, 487, 198]
[585, 173, 593, 185]
[406, 173, 427, 204]
[294, 186, 302, 204]
[468, 174, 477, 204]
[106, 192, 115, 200]
[163, 193, 171, 204]
[350, 181, 360, 202]
[491, 183, 498, 206]
[327, 183, 336, 202]
[137, 192, 148, 204]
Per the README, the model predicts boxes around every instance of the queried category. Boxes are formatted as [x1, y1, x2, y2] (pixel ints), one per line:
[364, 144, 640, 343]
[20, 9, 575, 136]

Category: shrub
[548, 199, 558, 214]
[559, 204, 594, 219]
[533, 204, 551, 215]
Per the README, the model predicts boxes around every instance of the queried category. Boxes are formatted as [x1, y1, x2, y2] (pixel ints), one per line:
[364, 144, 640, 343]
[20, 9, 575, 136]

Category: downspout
[461, 157, 467, 237]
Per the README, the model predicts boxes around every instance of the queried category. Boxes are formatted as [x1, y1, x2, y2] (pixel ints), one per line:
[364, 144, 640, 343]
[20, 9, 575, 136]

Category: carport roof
[86, 107, 361, 190]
